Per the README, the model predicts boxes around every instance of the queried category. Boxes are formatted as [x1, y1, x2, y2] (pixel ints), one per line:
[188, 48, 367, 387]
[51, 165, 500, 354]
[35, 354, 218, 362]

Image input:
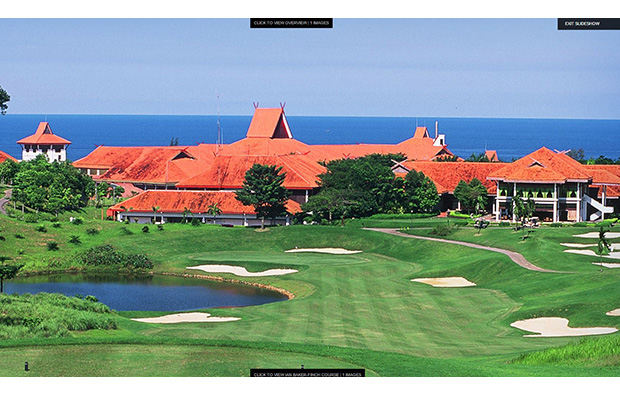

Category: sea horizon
[1, 114, 619, 163]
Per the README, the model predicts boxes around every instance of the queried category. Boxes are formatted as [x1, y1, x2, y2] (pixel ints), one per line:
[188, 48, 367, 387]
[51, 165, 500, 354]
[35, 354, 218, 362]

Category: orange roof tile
[106, 190, 301, 216]
[488, 147, 592, 183]
[17, 122, 71, 145]
[413, 127, 430, 139]
[485, 150, 499, 162]
[176, 154, 324, 190]
[246, 108, 292, 139]
[404, 161, 506, 194]
[584, 165, 620, 186]
[0, 150, 17, 163]
[74, 146, 216, 184]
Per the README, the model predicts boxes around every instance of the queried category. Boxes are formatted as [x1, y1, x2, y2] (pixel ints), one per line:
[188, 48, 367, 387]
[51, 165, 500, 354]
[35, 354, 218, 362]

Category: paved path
[365, 228, 564, 273]
[0, 189, 11, 215]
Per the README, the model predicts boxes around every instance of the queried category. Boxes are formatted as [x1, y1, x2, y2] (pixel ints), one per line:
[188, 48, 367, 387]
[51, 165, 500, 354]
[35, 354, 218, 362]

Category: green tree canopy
[404, 170, 440, 213]
[235, 164, 290, 229]
[0, 159, 19, 184]
[11, 155, 95, 214]
[0, 263, 23, 293]
[0, 85, 9, 115]
[453, 178, 488, 214]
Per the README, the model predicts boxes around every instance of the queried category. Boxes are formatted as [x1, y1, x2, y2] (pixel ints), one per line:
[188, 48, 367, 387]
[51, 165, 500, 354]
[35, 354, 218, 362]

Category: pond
[5, 274, 288, 311]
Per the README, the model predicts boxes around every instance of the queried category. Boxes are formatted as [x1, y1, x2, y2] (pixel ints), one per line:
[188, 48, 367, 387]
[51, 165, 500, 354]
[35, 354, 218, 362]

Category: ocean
[0, 114, 619, 162]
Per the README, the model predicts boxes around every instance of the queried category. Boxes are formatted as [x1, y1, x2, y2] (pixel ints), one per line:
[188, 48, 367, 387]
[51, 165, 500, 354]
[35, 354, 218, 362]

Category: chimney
[435, 121, 438, 139]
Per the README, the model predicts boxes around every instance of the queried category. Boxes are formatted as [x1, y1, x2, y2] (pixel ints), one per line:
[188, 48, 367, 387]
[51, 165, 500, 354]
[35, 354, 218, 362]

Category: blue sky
[1, 18, 619, 118]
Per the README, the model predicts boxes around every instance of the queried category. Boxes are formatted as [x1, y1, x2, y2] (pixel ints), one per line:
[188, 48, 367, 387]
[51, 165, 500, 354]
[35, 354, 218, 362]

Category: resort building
[74, 107, 620, 224]
[17, 122, 71, 162]
[487, 148, 620, 222]
[106, 190, 301, 226]
[75, 107, 457, 223]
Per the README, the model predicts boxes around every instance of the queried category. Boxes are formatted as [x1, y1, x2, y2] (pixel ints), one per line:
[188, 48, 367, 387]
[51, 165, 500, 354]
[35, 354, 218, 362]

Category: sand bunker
[574, 232, 620, 239]
[131, 312, 240, 324]
[285, 248, 362, 254]
[187, 265, 298, 277]
[592, 262, 620, 269]
[510, 317, 617, 337]
[606, 309, 620, 316]
[411, 277, 476, 288]
[561, 243, 620, 249]
[563, 249, 620, 260]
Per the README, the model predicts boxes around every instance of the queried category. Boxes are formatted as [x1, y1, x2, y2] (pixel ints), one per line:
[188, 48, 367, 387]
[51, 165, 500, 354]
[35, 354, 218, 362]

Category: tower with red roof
[17, 122, 71, 162]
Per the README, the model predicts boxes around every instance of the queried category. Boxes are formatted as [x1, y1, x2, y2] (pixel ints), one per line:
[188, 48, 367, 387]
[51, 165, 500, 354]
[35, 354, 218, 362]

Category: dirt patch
[510, 317, 617, 337]
[411, 277, 476, 288]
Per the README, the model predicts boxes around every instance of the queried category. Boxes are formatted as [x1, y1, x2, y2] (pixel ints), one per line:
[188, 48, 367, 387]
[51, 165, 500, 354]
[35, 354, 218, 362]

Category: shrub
[47, 241, 59, 251]
[191, 217, 201, 226]
[0, 236, 4, 242]
[572, 222, 588, 227]
[499, 221, 511, 227]
[85, 228, 99, 235]
[36, 225, 47, 233]
[157, 224, 164, 231]
[14, 233, 25, 239]
[73, 244, 153, 270]
[142, 225, 149, 233]
[119, 227, 133, 236]
[69, 235, 81, 244]
[17, 249, 24, 255]
[52, 222, 61, 228]
[123, 219, 130, 224]
[550, 222, 563, 228]
[23, 213, 38, 223]
[84, 295, 99, 303]
[430, 224, 454, 236]
[72, 217, 83, 225]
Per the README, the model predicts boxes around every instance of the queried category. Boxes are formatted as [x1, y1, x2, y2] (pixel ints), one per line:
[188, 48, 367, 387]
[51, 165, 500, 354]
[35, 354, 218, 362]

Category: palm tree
[207, 203, 222, 223]
[598, 226, 611, 272]
[151, 205, 160, 224]
[181, 207, 192, 224]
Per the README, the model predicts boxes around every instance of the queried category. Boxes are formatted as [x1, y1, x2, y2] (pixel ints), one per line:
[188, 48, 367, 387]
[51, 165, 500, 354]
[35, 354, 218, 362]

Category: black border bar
[251, 368, 364, 377]
[558, 19, 620, 30]
[250, 18, 333, 29]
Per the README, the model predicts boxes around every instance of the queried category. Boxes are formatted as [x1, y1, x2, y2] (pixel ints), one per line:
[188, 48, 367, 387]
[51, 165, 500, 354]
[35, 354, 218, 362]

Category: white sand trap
[511, 317, 617, 337]
[606, 309, 620, 316]
[131, 312, 240, 324]
[564, 249, 620, 260]
[285, 248, 362, 254]
[592, 262, 620, 269]
[187, 264, 298, 277]
[411, 277, 476, 288]
[574, 232, 620, 239]
[561, 243, 620, 249]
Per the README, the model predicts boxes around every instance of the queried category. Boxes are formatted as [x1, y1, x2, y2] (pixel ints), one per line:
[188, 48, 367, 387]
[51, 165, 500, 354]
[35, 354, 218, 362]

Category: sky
[1, 18, 620, 118]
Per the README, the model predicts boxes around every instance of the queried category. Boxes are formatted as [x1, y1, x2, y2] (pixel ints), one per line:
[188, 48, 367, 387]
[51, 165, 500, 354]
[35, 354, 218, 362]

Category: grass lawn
[1, 208, 620, 376]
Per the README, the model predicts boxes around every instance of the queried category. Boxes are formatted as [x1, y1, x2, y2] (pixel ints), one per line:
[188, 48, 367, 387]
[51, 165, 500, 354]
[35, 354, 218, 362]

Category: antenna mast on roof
[216, 89, 222, 153]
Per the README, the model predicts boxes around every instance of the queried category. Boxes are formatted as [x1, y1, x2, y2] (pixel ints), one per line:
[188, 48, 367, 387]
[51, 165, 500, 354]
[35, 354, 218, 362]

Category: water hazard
[5, 274, 288, 311]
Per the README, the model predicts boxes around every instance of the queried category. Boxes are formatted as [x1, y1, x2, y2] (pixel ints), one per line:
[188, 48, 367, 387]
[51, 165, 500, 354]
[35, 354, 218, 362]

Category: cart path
[0, 189, 11, 215]
[365, 228, 566, 273]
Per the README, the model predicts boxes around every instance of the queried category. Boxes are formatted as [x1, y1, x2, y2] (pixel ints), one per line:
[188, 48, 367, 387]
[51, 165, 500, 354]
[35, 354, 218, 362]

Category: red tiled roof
[583, 165, 620, 186]
[176, 154, 324, 190]
[106, 190, 301, 216]
[246, 108, 292, 139]
[74, 145, 216, 184]
[488, 147, 592, 183]
[403, 161, 506, 194]
[485, 150, 499, 162]
[413, 127, 430, 139]
[17, 122, 71, 145]
[0, 150, 17, 163]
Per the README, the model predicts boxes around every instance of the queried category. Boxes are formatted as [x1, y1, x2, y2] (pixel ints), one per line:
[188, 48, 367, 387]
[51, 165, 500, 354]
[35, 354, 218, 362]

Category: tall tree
[12, 156, 95, 213]
[453, 178, 488, 214]
[404, 170, 439, 213]
[0, 159, 19, 184]
[235, 164, 290, 229]
[0, 85, 9, 115]
[303, 187, 360, 226]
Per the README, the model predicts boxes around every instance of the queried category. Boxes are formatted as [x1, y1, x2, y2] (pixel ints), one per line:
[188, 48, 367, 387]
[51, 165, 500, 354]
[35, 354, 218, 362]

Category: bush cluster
[73, 244, 153, 270]
[0, 293, 117, 339]
[430, 224, 454, 236]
